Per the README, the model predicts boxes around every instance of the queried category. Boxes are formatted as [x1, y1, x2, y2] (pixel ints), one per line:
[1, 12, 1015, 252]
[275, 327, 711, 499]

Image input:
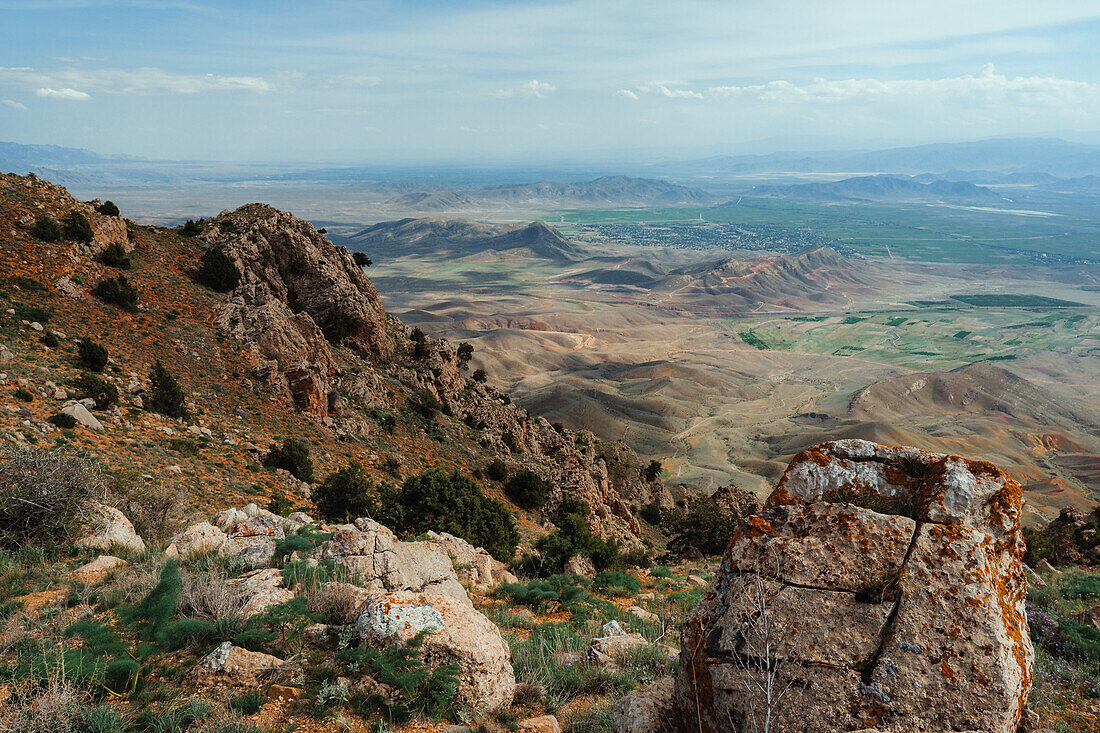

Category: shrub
[97, 242, 131, 269]
[180, 219, 203, 236]
[77, 338, 109, 371]
[62, 211, 95, 243]
[31, 214, 62, 241]
[649, 565, 673, 579]
[456, 342, 473, 370]
[662, 494, 737, 558]
[410, 387, 442, 419]
[376, 469, 518, 562]
[92, 274, 138, 310]
[41, 330, 60, 348]
[73, 371, 119, 408]
[322, 307, 360, 344]
[195, 247, 240, 292]
[263, 438, 313, 483]
[229, 691, 266, 716]
[644, 460, 663, 481]
[638, 501, 662, 525]
[103, 658, 141, 694]
[313, 461, 377, 523]
[504, 468, 552, 510]
[267, 489, 294, 516]
[486, 459, 508, 482]
[147, 361, 188, 418]
[592, 570, 641, 596]
[352, 251, 372, 267]
[98, 200, 120, 217]
[472, 368, 488, 383]
[122, 559, 182, 644]
[112, 471, 187, 549]
[521, 508, 623, 577]
[14, 387, 33, 402]
[48, 412, 78, 429]
[0, 448, 105, 548]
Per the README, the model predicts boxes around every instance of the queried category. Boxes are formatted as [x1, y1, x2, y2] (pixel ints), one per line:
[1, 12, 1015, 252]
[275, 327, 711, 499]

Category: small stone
[266, 684, 300, 703]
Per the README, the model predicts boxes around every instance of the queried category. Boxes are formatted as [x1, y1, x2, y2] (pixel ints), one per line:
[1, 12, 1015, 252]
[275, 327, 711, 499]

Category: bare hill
[346, 217, 582, 261]
[746, 174, 1006, 203]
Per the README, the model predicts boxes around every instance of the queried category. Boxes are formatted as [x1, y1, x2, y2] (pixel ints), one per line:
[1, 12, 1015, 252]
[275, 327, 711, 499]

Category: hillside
[343, 217, 583, 262]
[0, 173, 661, 548]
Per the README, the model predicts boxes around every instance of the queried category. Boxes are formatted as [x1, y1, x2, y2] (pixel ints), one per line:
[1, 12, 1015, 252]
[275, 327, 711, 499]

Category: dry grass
[179, 566, 249, 624]
[0, 664, 87, 733]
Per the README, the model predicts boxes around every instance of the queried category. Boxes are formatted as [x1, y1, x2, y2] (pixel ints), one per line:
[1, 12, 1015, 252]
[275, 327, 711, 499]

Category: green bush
[638, 501, 662, 525]
[73, 372, 119, 408]
[229, 691, 266, 716]
[263, 438, 313, 483]
[520, 503, 623, 576]
[48, 412, 78, 429]
[313, 461, 377, 522]
[14, 387, 33, 402]
[353, 251, 372, 267]
[97, 242, 131, 269]
[180, 219, 203, 236]
[266, 488, 294, 516]
[195, 247, 240, 292]
[644, 460, 663, 481]
[504, 468, 552, 510]
[98, 200, 120, 217]
[273, 534, 314, 565]
[103, 658, 141, 694]
[77, 338, 109, 371]
[377, 469, 518, 562]
[649, 565, 673, 579]
[0, 448, 104, 549]
[147, 361, 188, 418]
[592, 571, 641, 596]
[661, 494, 737, 558]
[472, 368, 488, 383]
[40, 330, 59, 348]
[123, 559, 182, 644]
[486, 459, 508, 482]
[1065, 574, 1100, 600]
[456, 342, 473, 370]
[63, 211, 95, 243]
[79, 705, 127, 733]
[31, 214, 61, 241]
[92, 274, 138, 310]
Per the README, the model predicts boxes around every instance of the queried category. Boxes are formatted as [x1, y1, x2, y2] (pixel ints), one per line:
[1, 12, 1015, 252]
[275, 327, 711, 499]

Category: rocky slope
[0, 172, 660, 548]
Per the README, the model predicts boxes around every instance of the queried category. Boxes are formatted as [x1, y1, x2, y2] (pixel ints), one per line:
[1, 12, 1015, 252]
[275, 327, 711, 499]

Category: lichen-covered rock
[674, 440, 1033, 733]
[612, 676, 675, 733]
[356, 590, 515, 712]
[75, 503, 145, 555]
[225, 512, 285, 565]
[196, 642, 283, 683]
[312, 518, 468, 601]
[423, 530, 504, 589]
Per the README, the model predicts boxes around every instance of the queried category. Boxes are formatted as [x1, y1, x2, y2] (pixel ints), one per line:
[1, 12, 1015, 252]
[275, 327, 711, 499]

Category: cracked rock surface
[670, 439, 1033, 733]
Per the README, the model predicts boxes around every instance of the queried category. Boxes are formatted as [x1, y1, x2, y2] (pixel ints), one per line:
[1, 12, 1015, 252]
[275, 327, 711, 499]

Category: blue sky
[1, 0, 1099, 162]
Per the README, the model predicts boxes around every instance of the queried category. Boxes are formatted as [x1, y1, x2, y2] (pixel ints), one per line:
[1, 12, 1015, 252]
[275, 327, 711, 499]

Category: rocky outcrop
[196, 642, 283, 684]
[422, 530, 513, 590]
[356, 590, 515, 712]
[75, 503, 145, 555]
[672, 439, 1033, 733]
[710, 482, 761, 522]
[613, 677, 675, 733]
[312, 518, 468, 601]
[165, 521, 228, 560]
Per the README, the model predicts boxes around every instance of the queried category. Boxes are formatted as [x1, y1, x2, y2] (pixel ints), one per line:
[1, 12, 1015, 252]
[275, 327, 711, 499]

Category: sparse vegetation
[180, 219, 203, 236]
[31, 214, 62, 242]
[62, 211, 94, 243]
[97, 242, 132, 269]
[72, 371, 120, 408]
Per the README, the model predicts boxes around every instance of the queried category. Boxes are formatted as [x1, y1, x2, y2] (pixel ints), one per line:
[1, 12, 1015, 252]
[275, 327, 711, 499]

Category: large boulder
[225, 512, 285, 565]
[356, 590, 515, 712]
[423, 530, 504, 590]
[75, 503, 145, 555]
[165, 522, 227, 560]
[613, 677, 675, 733]
[228, 568, 295, 618]
[196, 642, 283, 684]
[673, 440, 1033, 733]
[312, 518, 468, 601]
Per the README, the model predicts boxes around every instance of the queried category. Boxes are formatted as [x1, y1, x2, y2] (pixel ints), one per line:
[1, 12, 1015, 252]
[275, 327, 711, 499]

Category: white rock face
[62, 402, 104, 431]
[673, 440, 1033, 733]
[356, 590, 515, 712]
[75, 503, 145, 555]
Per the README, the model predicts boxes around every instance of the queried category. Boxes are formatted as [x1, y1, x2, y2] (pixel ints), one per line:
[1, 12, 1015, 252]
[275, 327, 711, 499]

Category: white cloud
[705, 64, 1093, 105]
[492, 79, 555, 98]
[36, 87, 91, 100]
[636, 83, 703, 99]
[614, 89, 639, 100]
[325, 74, 382, 88]
[2, 66, 271, 95]
[1, 99, 27, 109]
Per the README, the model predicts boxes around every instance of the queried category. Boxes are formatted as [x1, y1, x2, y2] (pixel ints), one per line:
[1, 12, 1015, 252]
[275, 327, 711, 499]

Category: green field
[725, 307, 1099, 369]
[557, 198, 1100, 264]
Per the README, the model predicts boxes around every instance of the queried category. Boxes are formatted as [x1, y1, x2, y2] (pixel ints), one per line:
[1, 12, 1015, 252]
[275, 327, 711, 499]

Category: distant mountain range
[745, 175, 1006, 203]
[343, 217, 582, 261]
[384, 175, 715, 211]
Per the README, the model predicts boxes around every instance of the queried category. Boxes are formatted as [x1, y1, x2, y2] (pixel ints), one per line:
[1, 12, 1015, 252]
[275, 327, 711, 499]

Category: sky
[1, 0, 1099, 163]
